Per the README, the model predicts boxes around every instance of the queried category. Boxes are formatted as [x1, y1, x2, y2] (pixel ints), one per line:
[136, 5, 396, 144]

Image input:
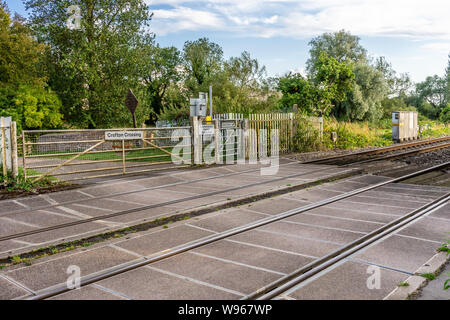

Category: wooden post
[289, 113, 295, 151]
[191, 116, 202, 165]
[214, 119, 221, 164]
[1, 120, 6, 178]
[243, 118, 249, 160]
[11, 122, 18, 178]
[122, 139, 126, 174]
[22, 132, 27, 180]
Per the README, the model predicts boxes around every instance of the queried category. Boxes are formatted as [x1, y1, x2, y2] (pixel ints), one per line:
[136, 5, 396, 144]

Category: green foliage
[419, 120, 450, 138]
[374, 56, 413, 97]
[278, 53, 354, 117]
[0, 2, 46, 87]
[183, 37, 224, 91]
[439, 104, 450, 124]
[306, 30, 367, 75]
[0, 85, 63, 130]
[25, 0, 154, 128]
[0, 167, 61, 191]
[139, 45, 183, 123]
[420, 273, 436, 281]
[409, 75, 448, 119]
[322, 119, 391, 149]
[335, 62, 388, 121]
[292, 113, 322, 152]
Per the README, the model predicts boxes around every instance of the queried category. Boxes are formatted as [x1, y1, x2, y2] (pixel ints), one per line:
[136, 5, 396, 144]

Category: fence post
[237, 119, 246, 164]
[191, 116, 202, 165]
[214, 119, 221, 164]
[289, 113, 294, 152]
[320, 117, 323, 141]
[11, 122, 18, 178]
[122, 139, 126, 174]
[243, 119, 249, 160]
[22, 131, 27, 180]
[1, 118, 6, 178]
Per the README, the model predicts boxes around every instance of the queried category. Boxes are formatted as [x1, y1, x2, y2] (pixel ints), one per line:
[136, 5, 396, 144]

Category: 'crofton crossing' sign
[105, 131, 144, 140]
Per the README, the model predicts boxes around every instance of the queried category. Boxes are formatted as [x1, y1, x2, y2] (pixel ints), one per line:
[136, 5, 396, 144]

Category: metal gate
[21, 127, 191, 182]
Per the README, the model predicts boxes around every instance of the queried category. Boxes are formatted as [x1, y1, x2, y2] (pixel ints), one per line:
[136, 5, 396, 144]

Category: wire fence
[22, 127, 191, 182]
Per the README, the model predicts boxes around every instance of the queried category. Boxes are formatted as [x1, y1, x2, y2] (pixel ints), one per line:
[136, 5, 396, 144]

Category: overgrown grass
[0, 167, 63, 191]
[293, 116, 391, 152]
[322, 119, 391, 150]
[419, 120, 450, 138]
[292, 116, 449, 152]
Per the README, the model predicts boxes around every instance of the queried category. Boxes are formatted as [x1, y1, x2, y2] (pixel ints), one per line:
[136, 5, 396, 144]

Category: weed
[420, 273, 436, 280]
[23, 258, 32, 266]
[397, 282, 409, 287]
[11, 256, 22, 264]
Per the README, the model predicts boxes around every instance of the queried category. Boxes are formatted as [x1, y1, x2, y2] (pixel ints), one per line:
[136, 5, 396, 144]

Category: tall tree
[0, 1, 46, 87]
[374, 56, 412, 97]
[415, 75, 447, 109]
[0, 1, 63, 130]
[445, 54, 450, 105]
[306, 30, 367, 75]
[278, 53, 354, 116]
[183, 38, 223, 92]
[225, 51, 266, 89]
[335, 63, 387, 121]
[25, 0, 154, 128]
[139, 45, 182, 122]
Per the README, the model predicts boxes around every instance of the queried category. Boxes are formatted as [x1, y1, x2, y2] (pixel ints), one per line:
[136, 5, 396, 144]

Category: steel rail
[351, 141, 450, 165]
[1, 159, 309, 216]
[4, 139, 449, 243]
[0, 165, 354, 242]
[24, 161, 450, 300]
[15, 136, 448, 214]
[304, 136, 450, 165]
[251, 194, 449, 300]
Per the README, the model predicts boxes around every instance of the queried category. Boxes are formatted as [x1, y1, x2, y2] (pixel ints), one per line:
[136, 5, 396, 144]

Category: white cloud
[421, 42, 450, 54]
[145, 0, 450, 41]
[151, 6, 225, 35]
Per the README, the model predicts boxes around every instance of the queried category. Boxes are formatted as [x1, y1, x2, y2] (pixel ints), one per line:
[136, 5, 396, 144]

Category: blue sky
[6, 0, 450, 83]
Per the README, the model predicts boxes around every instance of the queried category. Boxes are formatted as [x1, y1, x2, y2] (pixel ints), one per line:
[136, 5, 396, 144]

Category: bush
[292, 113, 322, 152]
[0, 85, 63, 131]
[439, 104, 450, 124]
[322, 118, 391, 150]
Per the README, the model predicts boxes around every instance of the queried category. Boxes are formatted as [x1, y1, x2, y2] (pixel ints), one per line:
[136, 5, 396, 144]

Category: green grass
[397, 282, 410, 287]
[420, 273, 436, 280]
[48, 147, 179, 163]
[419, 120, 450, 138]
[0, 167, 62, 192]
[294, 117, 449, 152]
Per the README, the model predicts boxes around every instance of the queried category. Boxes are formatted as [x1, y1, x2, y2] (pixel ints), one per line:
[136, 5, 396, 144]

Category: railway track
[305, 136, 450, 166]
[22, 161, 449, 300]
[0, 163, 353, 243]
[1, 136, 449, 255]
